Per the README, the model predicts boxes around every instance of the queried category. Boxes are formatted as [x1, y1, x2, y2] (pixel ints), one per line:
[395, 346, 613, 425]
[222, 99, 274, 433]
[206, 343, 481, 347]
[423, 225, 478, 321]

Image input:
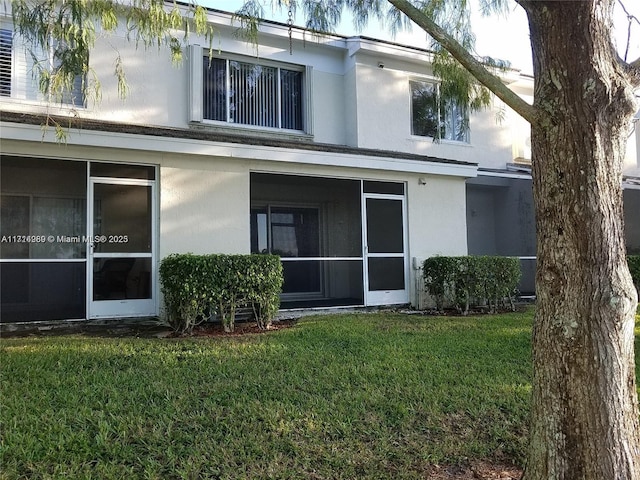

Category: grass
[0, 307, 636, 479]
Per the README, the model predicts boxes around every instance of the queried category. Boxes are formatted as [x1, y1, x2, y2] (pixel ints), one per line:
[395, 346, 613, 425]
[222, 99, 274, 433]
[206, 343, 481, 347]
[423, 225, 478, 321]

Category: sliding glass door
[250, 173, 365, 308]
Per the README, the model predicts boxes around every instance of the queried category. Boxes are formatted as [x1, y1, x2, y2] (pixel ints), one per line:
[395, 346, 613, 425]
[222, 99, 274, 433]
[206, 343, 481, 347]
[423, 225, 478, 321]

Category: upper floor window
[1, 28, 12, 96]
[203, 56, 303, 130]
[0, 23, 84, 107]
[410, 79, 469, 143]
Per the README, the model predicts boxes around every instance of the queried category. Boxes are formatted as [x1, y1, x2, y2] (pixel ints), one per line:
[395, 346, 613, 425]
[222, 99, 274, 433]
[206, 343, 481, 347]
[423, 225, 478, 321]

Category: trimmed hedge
[159, 253, 283, 334]
[629, 255, 640, 293]
[423, 256, 521, 314]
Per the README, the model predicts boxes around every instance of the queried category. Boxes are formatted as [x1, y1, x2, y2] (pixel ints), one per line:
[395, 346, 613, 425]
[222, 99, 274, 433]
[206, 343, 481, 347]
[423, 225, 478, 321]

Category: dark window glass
[410, 79, 469, 142]
[51, 40, 86, 107]
[90, 163, 156, 180]
[60, 70, 85, 107]
[368, 257, 405, 291]
[203, 57, 227, 121]
[363, 181, 405, 195]
[230, 61, 277, 127]
[280, 69, 303, 130]
[411, 80, 440, 138]
[0, 157, 87, 259]
[250, 208, 269, 254]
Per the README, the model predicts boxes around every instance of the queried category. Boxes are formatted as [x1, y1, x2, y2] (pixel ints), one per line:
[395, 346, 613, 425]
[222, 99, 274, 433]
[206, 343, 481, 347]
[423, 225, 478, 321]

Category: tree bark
[518, 1, 640, 478]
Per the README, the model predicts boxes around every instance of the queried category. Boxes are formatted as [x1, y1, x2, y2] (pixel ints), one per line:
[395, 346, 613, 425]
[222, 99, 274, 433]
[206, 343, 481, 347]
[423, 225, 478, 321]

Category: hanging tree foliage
[9, 0, 215, 138]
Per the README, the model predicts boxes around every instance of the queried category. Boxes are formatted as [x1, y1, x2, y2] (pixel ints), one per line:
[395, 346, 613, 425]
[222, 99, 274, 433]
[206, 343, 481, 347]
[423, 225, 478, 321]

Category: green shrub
[421, 256, 459, 310]
[159, 254, 214, 334]
[159, 254, 283, 334]
[422, 256, 521, 314]
[628, 255, 640, 293]
[244, 256, 284, 330]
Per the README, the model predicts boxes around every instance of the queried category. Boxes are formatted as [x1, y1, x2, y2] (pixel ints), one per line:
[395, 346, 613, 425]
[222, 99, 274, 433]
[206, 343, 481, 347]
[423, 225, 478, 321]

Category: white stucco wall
[405, 174, 468, 259]
[349, 52, 514, 167]
[312, 70, 348, 144]
[159, 155, 249, 257]
[2, 122, 472, 316]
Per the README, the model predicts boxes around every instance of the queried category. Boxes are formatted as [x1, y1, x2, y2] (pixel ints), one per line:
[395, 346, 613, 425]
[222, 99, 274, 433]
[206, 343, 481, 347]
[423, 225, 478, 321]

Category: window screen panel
[280, 69, 302, 130]
[410, 80, 440, 138]
[203, 57, 227, 121]
[1, 262, 86, 322]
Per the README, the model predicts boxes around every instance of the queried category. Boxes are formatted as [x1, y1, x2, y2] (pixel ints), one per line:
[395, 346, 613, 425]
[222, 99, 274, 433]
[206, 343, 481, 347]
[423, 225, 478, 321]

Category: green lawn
[0, 308, 637, 479]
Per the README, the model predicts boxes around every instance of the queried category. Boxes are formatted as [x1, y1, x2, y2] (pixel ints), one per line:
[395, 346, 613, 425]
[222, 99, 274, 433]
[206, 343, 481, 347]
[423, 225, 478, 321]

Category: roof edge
[0, 110, 476, 169]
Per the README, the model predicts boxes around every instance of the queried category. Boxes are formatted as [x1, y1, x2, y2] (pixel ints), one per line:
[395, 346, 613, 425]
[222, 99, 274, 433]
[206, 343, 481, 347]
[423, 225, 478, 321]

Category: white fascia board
[228, 143, 478, 178]
[1, 121, 477, 178]
[479, 170, 640, 189]
[476, 170, 532, 180]
[346, 37, 432, 64]
[346, 37, 522, 84]
[206, 9, 347, 51]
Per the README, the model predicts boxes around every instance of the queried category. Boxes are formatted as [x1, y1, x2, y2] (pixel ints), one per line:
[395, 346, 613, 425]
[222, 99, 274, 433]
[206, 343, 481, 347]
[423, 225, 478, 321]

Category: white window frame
[189, 45, 313, 136]
[409, 78, 469, 143]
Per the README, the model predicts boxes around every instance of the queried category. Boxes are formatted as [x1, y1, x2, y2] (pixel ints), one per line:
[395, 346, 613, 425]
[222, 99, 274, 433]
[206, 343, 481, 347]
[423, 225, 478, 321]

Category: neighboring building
[0, 6, 637, 324]
[466, 77, 640, 295]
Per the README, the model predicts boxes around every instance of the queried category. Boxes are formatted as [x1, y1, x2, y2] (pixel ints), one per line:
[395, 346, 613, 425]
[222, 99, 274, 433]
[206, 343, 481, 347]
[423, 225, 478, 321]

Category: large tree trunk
[521, 1, 640, 478]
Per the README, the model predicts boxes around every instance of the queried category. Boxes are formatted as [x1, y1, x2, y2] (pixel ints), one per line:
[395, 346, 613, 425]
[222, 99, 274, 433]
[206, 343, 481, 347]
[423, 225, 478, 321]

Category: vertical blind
[203, 56, 303, 130]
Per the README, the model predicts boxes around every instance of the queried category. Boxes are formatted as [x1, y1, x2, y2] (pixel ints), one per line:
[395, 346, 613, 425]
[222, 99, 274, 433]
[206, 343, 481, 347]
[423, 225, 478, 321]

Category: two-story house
[1, 5, 637, 325]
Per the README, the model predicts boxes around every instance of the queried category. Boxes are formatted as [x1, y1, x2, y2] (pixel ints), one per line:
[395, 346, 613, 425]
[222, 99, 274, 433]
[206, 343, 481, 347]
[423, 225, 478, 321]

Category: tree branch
[615, 0, 640, 86]
[616, 0, 640, 62]
[627, 56, 640, 86]
[385, 0, 538, 126]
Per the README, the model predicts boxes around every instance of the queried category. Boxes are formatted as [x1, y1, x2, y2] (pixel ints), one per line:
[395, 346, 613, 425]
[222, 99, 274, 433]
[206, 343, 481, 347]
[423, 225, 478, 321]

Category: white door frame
[88, 177, 157, 319]
[362, 190, 409, 306]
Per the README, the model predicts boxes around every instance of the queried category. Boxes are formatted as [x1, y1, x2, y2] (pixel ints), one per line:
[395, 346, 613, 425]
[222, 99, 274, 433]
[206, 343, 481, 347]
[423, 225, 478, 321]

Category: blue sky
[205, 0, 640, 76]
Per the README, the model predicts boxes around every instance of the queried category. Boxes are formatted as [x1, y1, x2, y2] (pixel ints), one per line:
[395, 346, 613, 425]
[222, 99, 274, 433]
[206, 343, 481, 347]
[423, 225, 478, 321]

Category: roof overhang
[0, 113, 478, 179]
